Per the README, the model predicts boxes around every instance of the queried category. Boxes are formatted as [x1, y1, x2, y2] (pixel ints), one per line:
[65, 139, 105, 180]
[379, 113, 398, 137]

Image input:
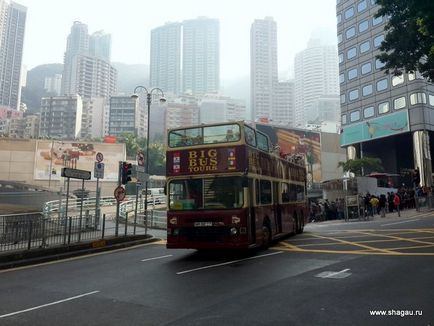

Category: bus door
[273, 181, 282, 234]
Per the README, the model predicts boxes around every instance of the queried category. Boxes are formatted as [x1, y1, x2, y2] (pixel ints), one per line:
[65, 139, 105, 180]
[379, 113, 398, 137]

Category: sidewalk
[312, 207, 433, 224]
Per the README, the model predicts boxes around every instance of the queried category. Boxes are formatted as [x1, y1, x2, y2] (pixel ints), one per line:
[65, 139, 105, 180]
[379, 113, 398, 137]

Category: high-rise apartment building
[150, 22, 181, 96]
[61, 21, 116, 99]
[0, 0, 26, 111]
[182, 17, 220, 96]
[250, 17, 278, 121]
[150, 17, 219, 98]
[89, 30, 111, 62]
[294, 39, 339, 126]
[337, 0, 434, 184]
[39, 96, 83, 139]
[273, 81, 295, 125]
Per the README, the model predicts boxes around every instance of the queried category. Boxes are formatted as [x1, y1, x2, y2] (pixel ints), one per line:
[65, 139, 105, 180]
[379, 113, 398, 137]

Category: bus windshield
[169, 176, 244, 210]
[168, 123, 241, 147]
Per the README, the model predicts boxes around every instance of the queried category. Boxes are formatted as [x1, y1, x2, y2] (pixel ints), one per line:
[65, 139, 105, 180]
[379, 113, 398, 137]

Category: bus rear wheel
[262, 225, 271, 249]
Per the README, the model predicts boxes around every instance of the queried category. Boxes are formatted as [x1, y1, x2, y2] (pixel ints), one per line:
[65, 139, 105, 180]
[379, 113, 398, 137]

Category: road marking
[316, 268, 351, 279]
[381, 219, 420, 226]
[176, 251, 283, 275]
[353, 230, 434, 246]
[141, 254, 172, 262]
[0, 291, 99, 318]
[309, 233, 396, 254]
[0, 241, 162, 274]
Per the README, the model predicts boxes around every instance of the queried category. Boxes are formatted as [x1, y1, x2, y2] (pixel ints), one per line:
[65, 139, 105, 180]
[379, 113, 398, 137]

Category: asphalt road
[1, 212, 433, 326]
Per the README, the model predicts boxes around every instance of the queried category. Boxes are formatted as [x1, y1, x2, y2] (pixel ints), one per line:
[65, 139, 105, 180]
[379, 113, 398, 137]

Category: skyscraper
[337, 0, 434, 183]
[90, 30, 111, 63]
[61, 21, 89, 95]
[150, 22, 181, 96]
[250, 17, 278, 121]
[61, 21, 116, 98]
[182, 17, 219, 96]
[294, 39, 339, 126]
[0, 0, 26, 111]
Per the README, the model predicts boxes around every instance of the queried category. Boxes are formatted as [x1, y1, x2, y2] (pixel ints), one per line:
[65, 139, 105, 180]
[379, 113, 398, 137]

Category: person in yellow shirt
[370, 196, 379, 215]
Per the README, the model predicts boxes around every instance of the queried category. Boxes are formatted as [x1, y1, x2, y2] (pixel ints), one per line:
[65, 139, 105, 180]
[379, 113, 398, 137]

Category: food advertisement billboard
[34, 141, 125, 181]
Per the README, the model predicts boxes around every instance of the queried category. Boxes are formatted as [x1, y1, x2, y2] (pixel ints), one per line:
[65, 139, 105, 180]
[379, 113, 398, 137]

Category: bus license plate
[194, 221, 213, 227]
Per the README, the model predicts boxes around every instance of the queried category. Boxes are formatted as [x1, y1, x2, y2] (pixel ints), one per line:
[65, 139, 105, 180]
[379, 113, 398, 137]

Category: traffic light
[121, 162, 133, 185]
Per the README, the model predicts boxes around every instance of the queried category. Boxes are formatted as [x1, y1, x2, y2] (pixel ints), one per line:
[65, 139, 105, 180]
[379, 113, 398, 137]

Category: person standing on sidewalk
[379, 194, 387, 217]
[393, 192, 401, 217]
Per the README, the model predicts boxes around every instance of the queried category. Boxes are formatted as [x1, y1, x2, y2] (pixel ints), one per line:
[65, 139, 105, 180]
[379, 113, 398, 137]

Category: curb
[0, 235, 162, 270]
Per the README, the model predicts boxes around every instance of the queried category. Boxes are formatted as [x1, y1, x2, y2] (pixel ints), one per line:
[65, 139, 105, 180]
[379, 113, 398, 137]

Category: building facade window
[357, 0, 368, 12]
[358, 20, 369, 33]
[378, 102, 389, 114]
[394, 97, 406, 110]
[362, 84, 373, 96]
[339, 53, 344, 63]
[347, 47, 357, 59]
[410, 92, 427, 105]
[346, 27, 356, 39]
[344, 7, 355, 19]
[340, 93, 346, 104]
[360, 40, 370, 53]
[361, 62, 372, 74]
[364, 106, 374, 118]
[375, 59, 385, 69]
[337, 14, 342, 24]
[429, 94, 434, 106]
[376, 78, 388, 91]
[374, 34, 385, 47]
[392, 75, 404, 86]
[372, 15, 383, 26]
[349, 89, 359, 101]
[341, 114, 347, 124]
[338, 34, 343, 44]
[339, 73, 345, 84]
[348, 68, 358, 80]
[350, 110, 360, 122]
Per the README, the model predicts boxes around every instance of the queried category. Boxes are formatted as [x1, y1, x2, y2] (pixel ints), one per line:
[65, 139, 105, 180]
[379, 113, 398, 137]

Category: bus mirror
[242, 176, 248, 187]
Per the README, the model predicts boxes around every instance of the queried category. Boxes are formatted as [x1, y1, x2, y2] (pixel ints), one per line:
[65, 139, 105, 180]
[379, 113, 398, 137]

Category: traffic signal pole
[115, 161, 122, 236]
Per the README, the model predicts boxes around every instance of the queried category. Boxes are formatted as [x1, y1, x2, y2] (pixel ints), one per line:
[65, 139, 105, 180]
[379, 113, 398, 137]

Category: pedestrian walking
[393, 192, 401, 217]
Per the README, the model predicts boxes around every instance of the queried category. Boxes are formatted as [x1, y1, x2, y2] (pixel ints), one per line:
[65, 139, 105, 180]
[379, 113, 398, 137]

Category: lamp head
[159, 97, 167, 104]
[131, 93, 139, 99]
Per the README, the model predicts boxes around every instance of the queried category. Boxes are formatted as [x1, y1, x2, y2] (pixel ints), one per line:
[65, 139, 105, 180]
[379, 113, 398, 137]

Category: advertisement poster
[256, 124, 322, 183]
[34, 141, 125, 181]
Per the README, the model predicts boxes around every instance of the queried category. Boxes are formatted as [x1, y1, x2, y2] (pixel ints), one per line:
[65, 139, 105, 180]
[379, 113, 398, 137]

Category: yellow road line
[309, 233, 396, 254]
[353, 230, 434, 246]
[275, 246, 434, 256]
[385, 243, 434, 251]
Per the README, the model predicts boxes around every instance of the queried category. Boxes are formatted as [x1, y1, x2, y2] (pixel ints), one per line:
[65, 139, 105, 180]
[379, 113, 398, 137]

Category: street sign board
[96, 152, 104, 162]
[137, 151, 145, 167]
[61, 168, 91, 180]
[114, 185, 126, 202]
[94, 162, 105, 179]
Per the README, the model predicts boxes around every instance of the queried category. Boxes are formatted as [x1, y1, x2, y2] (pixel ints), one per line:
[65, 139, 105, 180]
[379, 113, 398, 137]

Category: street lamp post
[131, 86, 166, 228]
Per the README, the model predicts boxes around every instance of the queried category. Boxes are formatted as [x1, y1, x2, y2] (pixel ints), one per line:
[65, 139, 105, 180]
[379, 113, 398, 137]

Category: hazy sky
[18, 0, 337, 80]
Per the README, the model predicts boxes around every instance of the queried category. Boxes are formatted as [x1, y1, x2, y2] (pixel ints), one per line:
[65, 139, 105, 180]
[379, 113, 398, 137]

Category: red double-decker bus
[166, 121, 308, 250]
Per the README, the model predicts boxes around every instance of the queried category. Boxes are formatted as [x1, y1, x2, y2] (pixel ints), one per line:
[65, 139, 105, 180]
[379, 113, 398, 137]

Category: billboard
[256, 124, 322, 183]
[34, 141, 125, 181]
[340, 110, 409, 146]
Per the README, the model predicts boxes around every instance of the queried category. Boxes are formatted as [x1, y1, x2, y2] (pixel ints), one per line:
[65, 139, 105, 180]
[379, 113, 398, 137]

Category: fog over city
[18, 0, 337, 79]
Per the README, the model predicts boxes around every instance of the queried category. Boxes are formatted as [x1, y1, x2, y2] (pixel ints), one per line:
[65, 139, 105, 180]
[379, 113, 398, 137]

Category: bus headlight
[230, 227, 238, 236]
[169, 217, 178, 225]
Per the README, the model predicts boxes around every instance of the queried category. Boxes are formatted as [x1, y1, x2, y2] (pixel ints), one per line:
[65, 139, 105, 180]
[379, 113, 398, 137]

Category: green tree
[375, 0, 434, 81]
[118, 133, 138, 158]
[337, 157, 384, 177]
